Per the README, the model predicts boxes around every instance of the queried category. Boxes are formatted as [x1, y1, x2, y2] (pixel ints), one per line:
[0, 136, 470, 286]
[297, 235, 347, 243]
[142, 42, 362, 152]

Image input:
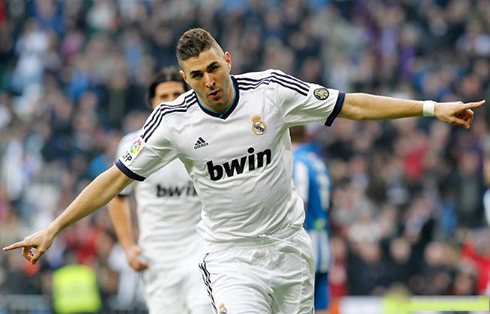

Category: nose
[204, 73, 215, 89]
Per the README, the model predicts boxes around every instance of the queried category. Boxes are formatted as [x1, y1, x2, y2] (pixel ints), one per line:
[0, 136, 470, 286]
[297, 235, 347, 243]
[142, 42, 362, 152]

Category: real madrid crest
[252, 115, 267, 135]
[218, 303, 228, 314]
[314, 87, 329, 100]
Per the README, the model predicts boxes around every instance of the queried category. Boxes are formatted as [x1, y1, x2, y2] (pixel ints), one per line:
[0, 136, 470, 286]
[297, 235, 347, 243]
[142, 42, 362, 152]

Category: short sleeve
[114, 134, 137, 196]
[115, 108, 178, 181]
[273, 70, 345, 127]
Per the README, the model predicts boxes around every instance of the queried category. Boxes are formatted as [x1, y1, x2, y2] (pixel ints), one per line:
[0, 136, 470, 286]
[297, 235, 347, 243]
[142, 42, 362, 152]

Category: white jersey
[116, 69, 345, 248]
[116, 131, 202, 267]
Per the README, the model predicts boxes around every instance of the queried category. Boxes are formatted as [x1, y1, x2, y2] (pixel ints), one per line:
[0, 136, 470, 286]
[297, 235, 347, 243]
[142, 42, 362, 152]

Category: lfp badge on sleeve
[130, 138, 144, 155]
[122, 138, 145, 162]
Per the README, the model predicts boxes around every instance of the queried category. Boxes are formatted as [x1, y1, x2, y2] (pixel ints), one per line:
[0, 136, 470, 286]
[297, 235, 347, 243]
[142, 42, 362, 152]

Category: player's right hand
[125, 245, 148, 271]
[2, 227, 56, 264]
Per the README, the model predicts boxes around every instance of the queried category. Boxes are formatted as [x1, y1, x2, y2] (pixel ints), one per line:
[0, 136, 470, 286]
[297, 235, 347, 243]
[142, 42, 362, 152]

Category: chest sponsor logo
[252, 115, 267, 135]
[207, 147, 272, 181]
[156, 182, 197, 197]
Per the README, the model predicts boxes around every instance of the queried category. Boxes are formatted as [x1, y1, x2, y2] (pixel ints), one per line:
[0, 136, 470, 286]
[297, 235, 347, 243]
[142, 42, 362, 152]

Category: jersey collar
[195, 76, 240, 120]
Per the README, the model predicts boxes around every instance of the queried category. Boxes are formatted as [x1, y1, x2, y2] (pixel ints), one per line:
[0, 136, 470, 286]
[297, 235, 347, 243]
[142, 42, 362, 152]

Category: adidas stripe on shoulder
[235, 70, 310, 96]
[142, 92, 198, 142]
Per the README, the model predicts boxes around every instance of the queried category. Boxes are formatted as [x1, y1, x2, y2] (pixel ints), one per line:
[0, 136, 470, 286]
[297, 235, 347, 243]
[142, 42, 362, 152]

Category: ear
[224, 52, 232, 72]
[180, 70, 188, 84]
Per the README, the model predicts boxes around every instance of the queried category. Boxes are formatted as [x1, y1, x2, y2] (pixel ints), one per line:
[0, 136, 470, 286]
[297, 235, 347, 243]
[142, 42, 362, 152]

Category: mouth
[208, 89, 221, 98]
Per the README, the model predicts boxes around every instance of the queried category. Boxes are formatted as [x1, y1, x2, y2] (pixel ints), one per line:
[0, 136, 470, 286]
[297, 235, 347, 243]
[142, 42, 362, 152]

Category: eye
[192, 73, 203, 79]
[209, 65, 219, 72]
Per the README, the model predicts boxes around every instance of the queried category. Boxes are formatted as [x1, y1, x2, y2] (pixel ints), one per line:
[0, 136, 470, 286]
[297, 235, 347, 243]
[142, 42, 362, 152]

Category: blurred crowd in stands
[0, 0, 489, 309]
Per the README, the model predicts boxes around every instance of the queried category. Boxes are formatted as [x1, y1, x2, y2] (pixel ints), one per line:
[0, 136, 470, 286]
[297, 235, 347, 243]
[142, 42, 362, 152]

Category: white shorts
[143, 260, 213, 314]
[199, 228, 315, 314]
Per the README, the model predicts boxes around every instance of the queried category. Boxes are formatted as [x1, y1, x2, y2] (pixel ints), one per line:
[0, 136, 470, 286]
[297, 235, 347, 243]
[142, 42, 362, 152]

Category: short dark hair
[176, 28, 221, 62]
[147, 66, 188, 104]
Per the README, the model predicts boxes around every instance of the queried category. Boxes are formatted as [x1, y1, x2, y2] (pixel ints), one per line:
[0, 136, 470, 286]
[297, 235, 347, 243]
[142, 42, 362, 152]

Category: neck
[198, 78, 235, 114]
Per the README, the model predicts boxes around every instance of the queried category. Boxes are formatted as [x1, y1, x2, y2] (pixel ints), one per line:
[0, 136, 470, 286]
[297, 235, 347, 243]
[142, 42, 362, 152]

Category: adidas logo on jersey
[207, 147, 272, 181]
[194, 137, 209, 149]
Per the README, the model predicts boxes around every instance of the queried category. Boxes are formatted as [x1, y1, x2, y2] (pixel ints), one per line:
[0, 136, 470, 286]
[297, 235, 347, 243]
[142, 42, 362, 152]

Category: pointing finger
[465, 100, 486, 110]
[3, 240, 28, 251]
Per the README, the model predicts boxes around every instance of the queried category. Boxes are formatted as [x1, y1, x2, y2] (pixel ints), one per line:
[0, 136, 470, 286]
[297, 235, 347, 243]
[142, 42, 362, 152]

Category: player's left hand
[435, 100, 485, 129]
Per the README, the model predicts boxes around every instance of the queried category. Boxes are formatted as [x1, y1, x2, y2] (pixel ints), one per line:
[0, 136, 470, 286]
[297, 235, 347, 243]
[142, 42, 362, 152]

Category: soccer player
[291, 125, 332, 314]
[4, 28, 485, 313]
[107, 67, 212, 314]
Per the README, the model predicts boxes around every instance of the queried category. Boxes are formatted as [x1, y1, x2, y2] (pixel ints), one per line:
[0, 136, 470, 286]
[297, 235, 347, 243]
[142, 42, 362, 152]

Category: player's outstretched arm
[2, 165, 134, 264]
[339, 93, 485, 129]
[108, 196, 148, 271]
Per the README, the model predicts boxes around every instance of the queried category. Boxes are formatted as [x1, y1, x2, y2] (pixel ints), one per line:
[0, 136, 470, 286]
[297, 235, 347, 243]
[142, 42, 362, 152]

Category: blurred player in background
[107, 67, 212, 314]
[292, 125, 332, 314]
[4, 28, 485, 314]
